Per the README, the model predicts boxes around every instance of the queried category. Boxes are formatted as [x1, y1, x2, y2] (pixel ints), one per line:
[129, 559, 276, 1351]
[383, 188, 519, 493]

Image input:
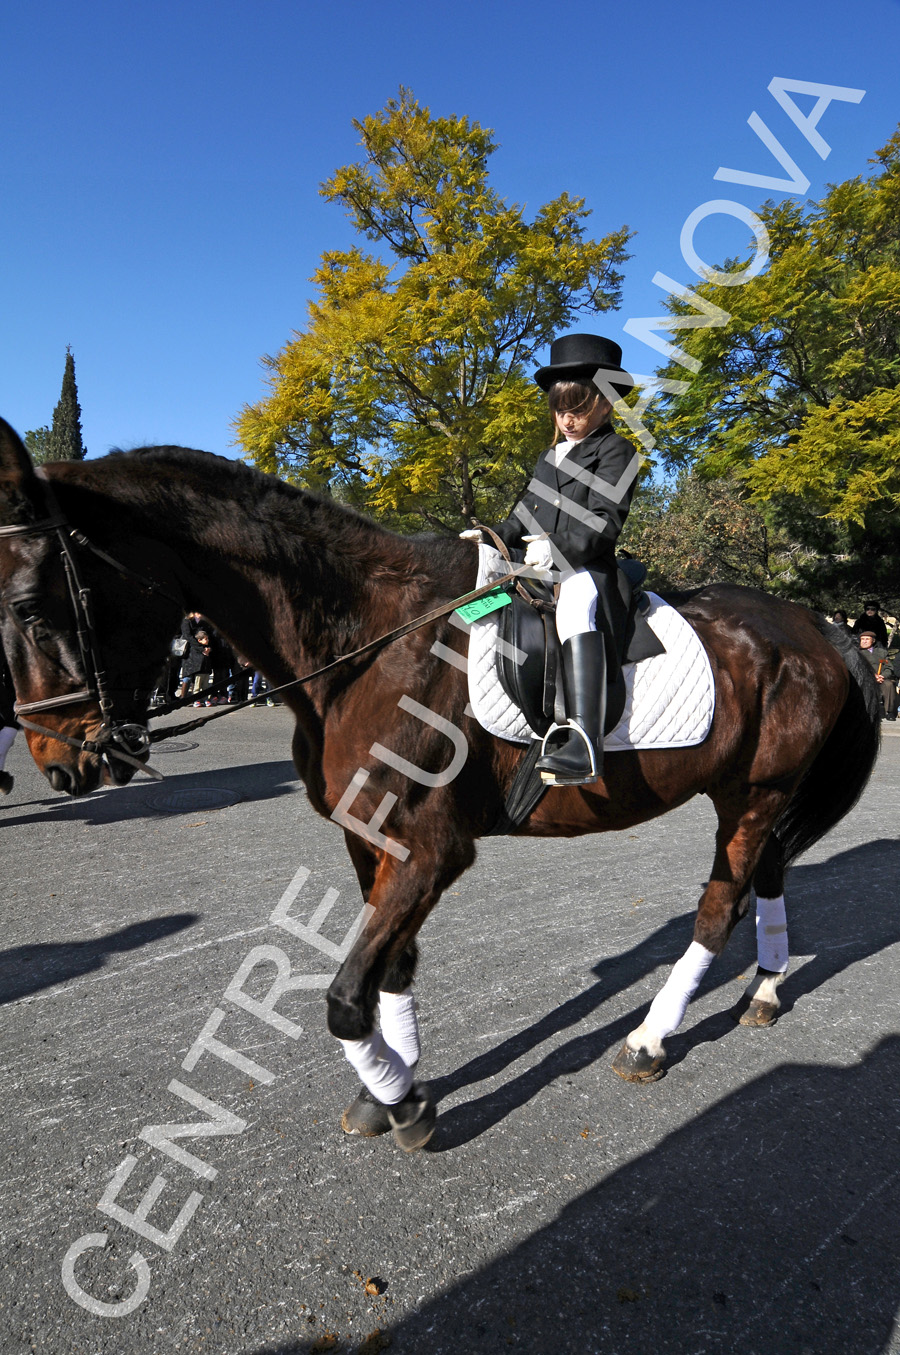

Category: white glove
[523, 534, 555, 578]
[459, 528, 483, 541]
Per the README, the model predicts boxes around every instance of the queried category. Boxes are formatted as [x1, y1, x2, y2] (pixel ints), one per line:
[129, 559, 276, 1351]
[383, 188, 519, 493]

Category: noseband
[0, 509, 173, 781]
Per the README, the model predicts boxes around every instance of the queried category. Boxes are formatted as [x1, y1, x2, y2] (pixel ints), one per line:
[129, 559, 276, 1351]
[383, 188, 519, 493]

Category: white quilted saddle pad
[463, 545, 715, 751]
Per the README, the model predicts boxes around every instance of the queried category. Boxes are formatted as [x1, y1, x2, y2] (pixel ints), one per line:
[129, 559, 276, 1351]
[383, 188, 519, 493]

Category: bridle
[0, 506, 182, 782]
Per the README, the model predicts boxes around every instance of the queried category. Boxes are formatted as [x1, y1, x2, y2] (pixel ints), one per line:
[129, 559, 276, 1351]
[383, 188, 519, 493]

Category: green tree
[48, 347, 86, 461]
[235, 90, 632, 530]
[644, 128, 900, 611]
[620, 472, 789, 592]
[23, 426, 53, 464]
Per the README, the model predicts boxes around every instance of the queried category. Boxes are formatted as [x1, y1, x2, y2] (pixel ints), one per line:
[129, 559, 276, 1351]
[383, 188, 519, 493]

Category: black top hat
[534, 333, 634, 395]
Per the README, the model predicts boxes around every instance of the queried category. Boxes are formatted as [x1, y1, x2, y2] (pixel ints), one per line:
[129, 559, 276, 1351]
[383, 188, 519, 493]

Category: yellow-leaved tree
[234, 90, 632, 531]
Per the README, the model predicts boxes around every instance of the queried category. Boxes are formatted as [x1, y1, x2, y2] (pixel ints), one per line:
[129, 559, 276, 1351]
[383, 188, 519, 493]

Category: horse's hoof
[341, 1086, 392, 1137]
[737, 998, 779, 1028]
[611, 1041, 666, 1083]
[387, 1082, 436, 1152]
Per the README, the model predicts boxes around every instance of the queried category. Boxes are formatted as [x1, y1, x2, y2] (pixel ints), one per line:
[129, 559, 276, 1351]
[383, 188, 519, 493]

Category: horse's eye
[9, 599, 42, 627]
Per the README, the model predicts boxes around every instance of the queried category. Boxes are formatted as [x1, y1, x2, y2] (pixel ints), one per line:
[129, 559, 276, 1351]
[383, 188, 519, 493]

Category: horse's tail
[775, 616, 881, 869]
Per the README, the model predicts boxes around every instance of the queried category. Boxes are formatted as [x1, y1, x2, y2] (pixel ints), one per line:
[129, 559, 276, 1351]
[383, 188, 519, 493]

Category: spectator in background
[859, 628, 898, 721]
[852, 602, 889, 648]
[228, 654, 254, 704]
[150, 632, 189, 709]
[0, 647, 18, 795]
[204, 626, 234, 704]
[178, 627, 214, 704]
[250, 670, 279, 706]
[830, 609, 852, 635]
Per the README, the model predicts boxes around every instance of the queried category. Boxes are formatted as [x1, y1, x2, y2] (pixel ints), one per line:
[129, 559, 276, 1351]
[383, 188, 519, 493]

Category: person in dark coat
[177, 624, 214, 703]
[852, 602, 889, 648]
[0, 646, 19, 795]
[463, 333, 641, 786]
[859, 628, 898, 721]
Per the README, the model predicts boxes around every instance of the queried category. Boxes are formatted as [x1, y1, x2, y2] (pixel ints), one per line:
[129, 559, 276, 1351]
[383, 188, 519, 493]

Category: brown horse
[0, 419, 881, 1148]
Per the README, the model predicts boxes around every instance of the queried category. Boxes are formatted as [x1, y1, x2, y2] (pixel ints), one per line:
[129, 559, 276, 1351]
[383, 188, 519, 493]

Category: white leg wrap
[378, 988, 421, 1068]
[0, 726, 16, 767]
[339, 1031, 413, 1106]
[756, 895, 788, 972]
[642, 941, 716, 1043]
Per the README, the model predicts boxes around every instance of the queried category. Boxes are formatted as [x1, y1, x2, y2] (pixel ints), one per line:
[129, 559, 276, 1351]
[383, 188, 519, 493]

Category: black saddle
[495, 556, 666, 739]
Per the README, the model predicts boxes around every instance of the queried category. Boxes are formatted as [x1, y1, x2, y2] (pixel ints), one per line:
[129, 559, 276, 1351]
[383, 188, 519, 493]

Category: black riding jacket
[491, 424, 639, 572]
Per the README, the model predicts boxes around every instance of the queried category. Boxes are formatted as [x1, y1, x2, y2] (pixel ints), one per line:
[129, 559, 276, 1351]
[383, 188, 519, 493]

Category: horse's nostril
[108, 758, 134, 786]
[46, 763, 77, 795]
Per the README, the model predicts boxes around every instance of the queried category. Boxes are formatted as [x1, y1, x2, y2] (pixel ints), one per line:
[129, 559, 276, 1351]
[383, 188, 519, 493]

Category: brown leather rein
[0, 511, 532, 782]
[142, 558, 536, 746]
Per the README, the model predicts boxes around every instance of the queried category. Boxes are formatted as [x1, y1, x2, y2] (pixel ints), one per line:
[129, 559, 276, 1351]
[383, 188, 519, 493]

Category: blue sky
[1, 0, 898, 461]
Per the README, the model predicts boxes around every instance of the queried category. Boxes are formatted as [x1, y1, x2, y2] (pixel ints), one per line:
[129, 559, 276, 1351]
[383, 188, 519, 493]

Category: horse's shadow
[246, 1047, 900, 1355]
[387, 1036, 900, 1355]
[0, 759, 299, 828]
[427, 837, 900, 1150]
[0, 912, 200, 1004]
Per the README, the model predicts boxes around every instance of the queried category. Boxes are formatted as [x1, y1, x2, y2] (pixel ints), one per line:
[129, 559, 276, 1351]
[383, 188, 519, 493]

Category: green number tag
[454, 588, 512, 624]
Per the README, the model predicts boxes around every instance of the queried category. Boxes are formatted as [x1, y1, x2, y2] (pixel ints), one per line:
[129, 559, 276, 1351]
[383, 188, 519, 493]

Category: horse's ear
[0, 418, 42, 526]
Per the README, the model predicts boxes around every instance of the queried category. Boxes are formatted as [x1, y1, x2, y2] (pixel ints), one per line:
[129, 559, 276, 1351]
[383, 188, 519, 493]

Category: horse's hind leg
[612, 790, 786, 1082]
[736, 832, 789, 1027]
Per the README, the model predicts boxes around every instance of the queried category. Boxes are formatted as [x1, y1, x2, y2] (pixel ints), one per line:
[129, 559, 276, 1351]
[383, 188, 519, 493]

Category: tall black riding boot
[536, 631, 607, 786]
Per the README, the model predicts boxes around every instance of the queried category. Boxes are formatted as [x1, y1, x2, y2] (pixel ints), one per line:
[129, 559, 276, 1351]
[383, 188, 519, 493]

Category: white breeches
[555, 569, 598, 645]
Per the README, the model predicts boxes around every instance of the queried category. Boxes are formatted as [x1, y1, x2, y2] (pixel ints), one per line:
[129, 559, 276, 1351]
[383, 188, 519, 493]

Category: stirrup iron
[537, 719, 599, 785]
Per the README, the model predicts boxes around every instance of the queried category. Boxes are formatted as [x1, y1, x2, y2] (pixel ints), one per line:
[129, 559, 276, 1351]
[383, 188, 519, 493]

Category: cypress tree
[48, 347, 86, 461]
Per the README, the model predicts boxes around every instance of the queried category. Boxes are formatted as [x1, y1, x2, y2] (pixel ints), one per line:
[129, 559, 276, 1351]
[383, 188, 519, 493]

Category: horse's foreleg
[378, 944, 421, 1067]
[612, 793, 785, 1082]
[333, 966, 434, 1153]
[338, 830, 428, 1139]
[739, 831, 789, 1027]
[328, 840, 473, 1149]
[340, 945, 422, 1140]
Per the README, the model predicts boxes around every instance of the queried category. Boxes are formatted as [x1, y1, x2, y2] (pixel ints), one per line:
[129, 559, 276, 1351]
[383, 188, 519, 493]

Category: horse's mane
[111, 444, 385, 529]
[90, 445, 467, 583]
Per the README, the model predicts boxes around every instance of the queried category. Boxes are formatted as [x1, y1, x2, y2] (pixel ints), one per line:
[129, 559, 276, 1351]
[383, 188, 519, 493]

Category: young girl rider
[463, 333, 640, 787]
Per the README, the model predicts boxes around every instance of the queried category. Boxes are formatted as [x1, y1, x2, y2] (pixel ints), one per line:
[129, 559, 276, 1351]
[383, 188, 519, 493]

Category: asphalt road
[1, 708, 899, 1355]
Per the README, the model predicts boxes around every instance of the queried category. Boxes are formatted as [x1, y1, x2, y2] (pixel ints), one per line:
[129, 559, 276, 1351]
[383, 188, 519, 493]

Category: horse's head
[0, 419, 184, 795]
